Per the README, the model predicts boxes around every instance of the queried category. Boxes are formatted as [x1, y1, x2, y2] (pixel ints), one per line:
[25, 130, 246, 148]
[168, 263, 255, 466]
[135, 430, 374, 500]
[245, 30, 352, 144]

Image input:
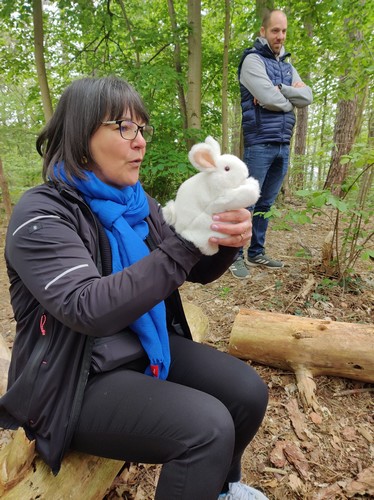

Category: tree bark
[293, 106, 309, 190]
[229, 309, 374, 410]
[324, 21, 364, 197]
[292, 16, 313, 191]
[324, 95, 357, 197]
[32, 0, 53, 122]
[221, 0, 230, 153]
[167, 0, 188, 134]
[255, 0, 274, 35]
[117, 0, 140, 68]
[0, 159, 12, 222]
[232, 99, 242, 159]
[186, 0, 201, 146]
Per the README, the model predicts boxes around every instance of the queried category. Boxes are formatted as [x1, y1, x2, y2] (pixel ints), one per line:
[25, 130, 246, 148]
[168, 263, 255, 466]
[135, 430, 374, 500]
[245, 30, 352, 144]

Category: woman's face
[89, 112, 147, 188]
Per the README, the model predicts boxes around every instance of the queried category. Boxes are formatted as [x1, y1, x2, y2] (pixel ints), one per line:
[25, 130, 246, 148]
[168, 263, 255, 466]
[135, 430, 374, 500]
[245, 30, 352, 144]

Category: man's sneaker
[218, 481, 269, 499]
[246, 253, 283, 268]
[229, 257, 249, 279]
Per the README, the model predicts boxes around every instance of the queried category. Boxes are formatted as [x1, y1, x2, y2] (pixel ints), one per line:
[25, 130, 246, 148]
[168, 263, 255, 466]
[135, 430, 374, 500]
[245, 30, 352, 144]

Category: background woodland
[0, 0, 373, 273]
[0, 2, 373, 498]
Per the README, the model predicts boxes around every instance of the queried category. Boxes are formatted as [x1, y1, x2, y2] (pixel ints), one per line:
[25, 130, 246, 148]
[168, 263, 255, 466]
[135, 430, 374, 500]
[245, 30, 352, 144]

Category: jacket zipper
[22, 312, 51, 422]
[56, 187, 99, 471]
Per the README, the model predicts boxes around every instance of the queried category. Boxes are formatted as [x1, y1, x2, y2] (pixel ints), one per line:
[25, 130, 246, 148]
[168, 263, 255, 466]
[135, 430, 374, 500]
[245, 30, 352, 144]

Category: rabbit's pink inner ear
[194, 150, 216, 170]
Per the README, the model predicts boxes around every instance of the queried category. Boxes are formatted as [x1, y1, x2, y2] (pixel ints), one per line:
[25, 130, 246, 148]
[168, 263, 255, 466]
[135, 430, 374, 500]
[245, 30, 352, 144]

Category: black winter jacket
[0, 181, 237, 473]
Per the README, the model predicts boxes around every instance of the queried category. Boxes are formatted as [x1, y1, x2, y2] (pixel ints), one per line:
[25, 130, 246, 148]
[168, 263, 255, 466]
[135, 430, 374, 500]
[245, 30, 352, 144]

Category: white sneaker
[218, 481, 269, 500]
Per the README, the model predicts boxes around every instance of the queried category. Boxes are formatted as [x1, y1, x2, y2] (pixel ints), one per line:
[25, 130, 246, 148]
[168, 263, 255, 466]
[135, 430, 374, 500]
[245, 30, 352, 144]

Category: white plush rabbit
[162, 136, 260, 255]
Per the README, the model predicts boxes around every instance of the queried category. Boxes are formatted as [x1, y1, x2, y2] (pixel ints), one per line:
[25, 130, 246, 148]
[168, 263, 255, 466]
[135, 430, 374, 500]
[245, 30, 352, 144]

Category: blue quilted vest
[238, 39, 295, 147]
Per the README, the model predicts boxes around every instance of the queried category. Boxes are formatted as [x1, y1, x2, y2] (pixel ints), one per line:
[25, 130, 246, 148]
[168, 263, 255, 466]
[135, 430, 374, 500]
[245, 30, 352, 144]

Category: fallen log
[0, 431, 122, 499]
[0, 334, 11, 397]
[0, 301, 207, 498]
[182, 301, 209, 343]
[229, 309, 374, 411]
[0, 326, 124, 499]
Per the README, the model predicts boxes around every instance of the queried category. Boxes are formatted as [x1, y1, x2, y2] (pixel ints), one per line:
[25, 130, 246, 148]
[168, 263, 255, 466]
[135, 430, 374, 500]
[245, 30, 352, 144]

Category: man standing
[230, 9, 313, 279]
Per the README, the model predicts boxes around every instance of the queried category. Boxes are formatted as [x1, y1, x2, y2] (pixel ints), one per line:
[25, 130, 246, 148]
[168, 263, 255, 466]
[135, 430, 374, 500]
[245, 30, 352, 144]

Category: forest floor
[0, 204, 373, 499]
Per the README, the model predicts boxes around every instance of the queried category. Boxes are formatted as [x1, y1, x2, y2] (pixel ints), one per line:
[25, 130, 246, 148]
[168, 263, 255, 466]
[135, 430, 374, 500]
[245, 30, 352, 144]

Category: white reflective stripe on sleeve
[12, 215, 61, 236]
[45, 264, 89, 290]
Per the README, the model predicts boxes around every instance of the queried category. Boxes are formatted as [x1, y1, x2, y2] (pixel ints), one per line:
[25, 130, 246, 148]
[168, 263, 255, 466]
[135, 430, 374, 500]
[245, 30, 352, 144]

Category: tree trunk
[368, 93, 374, 149]
[0, 159, 12, 222]
[221, 0, 230, 153]
[229, 309, 374, 410]
[117, 0, 140, 68]
[324, 96, 357, 197]
[292, 16, 312, 191]
[186, 0, 201, 147]
[353, 84, 368, 140]
[292, 105, 309, 190]
[342, 96, 374, 269]
[317, 94, 329, 187]
[255, 0, 274, 35]
[324, 21, 364, 197]
[32, 0, 53, 122]
[167, 0, 188, 135]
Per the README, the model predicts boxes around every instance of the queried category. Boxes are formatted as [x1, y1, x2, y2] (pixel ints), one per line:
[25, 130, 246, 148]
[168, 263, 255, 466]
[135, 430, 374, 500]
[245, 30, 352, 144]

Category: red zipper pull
[40, 314, 47, 335]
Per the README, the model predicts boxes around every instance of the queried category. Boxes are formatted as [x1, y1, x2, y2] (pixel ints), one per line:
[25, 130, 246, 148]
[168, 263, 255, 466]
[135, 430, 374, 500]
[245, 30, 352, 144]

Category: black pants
[71, 334, 268, 500]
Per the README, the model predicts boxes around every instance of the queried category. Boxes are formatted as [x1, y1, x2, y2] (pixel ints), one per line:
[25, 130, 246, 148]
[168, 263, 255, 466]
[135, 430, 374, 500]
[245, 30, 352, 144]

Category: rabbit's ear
[188, 144, 217, 172]
[204, 136, 221, 157]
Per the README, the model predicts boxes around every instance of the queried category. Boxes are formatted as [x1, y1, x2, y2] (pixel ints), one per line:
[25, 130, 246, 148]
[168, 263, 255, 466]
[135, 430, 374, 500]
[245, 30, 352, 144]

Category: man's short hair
[262, 9, 286, 29]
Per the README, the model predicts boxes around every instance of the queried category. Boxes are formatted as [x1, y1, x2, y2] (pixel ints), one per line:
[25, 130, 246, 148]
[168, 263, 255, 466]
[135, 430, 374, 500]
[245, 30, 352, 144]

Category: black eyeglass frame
[101, 119, 154, 143]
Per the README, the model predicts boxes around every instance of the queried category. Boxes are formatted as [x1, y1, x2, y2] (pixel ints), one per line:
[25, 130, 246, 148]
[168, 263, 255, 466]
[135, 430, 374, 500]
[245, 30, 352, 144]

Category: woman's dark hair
[36, 76, 150, 182]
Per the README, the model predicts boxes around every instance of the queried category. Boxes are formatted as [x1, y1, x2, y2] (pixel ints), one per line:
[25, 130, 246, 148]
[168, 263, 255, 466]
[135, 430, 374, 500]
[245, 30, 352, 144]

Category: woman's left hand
[209, 208, 252, 248]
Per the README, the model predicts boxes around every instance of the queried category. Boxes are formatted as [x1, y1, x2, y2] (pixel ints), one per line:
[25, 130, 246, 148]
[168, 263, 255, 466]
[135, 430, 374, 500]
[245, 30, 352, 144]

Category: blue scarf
[55, 165, 170, 379]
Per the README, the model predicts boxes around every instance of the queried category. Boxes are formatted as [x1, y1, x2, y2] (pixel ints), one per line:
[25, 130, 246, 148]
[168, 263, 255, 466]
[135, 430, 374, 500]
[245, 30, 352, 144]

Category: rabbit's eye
[225, 166, 230, 171]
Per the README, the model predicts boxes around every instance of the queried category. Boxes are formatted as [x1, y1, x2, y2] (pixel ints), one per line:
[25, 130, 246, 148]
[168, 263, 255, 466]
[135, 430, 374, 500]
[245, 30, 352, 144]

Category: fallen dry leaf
[313, 482, 343, 499]
[262, 478, 279, 488]
[310, 411, 323, 425]
[345, 465, 374, 497]
[342, 426, 357, 441]
[283, 442, 310, 479]
[269, 440, 288, 468]
[286, 398, 308, 440]
[357, 425, 373, 443]
[288, 473, 303, 492]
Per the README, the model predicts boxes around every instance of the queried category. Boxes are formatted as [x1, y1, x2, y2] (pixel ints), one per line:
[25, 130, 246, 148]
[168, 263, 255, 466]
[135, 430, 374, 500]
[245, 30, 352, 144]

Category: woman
[0, 76, 268, 500]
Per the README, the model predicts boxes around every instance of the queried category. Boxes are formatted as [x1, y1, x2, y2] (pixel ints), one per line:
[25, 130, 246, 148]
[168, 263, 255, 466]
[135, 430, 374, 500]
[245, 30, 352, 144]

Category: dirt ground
[0, 207, 373, 500]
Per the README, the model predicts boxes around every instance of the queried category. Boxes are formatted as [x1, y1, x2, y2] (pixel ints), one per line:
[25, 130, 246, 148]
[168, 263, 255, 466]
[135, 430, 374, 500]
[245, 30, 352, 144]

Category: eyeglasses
[101, 119, 154, 143]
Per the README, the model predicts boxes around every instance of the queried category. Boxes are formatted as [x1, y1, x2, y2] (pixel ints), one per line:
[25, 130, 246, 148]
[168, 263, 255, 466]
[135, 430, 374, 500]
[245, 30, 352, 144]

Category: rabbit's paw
[162, 200, 177, 226]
